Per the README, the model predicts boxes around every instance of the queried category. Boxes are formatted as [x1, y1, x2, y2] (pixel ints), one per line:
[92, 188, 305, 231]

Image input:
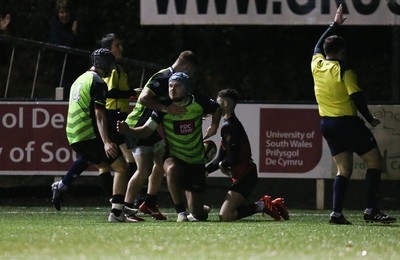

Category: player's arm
[313, 4, 346, 55]
[350, 92, 379, 126]
[116, 118, 156, 139]
[93, 79, 119, 158]
[344, 70, 379, 126]
[138, 86, 185, 115]
[106, 88, 137, 99]
[204, 107, 221, 139]
[205, 142, 231, 177]
[205, 144, 226, 176]
[201, 93, 222, 140]
[219, 129, 241, 169]
[104, 68, 137, 99]
[95, 106, 119, 158]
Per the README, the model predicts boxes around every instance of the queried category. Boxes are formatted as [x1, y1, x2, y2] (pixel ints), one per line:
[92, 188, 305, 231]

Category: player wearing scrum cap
[117, 72, 221, 222]
[65, 48, 134, 222]
[121, 51, 202, 220]
[206, 88, 289, 222]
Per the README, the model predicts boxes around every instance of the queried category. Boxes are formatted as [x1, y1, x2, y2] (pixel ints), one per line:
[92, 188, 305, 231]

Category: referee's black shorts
[320, 116, 378, 156]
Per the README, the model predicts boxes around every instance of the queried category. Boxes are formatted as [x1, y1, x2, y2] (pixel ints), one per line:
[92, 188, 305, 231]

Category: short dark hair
[100, 33, 118, 49]
[323, 35, 346, 56]
[217, 88, 239, 104]
[178, 50, 199, 67]
[55, 0, 72, 12]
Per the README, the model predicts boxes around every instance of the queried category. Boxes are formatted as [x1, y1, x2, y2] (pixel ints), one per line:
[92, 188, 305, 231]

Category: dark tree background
[0, 0, 398, 102]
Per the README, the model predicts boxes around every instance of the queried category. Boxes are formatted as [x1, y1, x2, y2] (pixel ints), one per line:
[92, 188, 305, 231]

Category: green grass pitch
[0, 207, 399, 259]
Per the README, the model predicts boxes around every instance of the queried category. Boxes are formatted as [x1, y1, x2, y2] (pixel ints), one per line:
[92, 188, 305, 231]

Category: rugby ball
[203, 139, 217, 163]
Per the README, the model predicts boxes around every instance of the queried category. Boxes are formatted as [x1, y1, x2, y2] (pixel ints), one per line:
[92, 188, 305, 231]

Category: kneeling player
[206, 89, 289, 222]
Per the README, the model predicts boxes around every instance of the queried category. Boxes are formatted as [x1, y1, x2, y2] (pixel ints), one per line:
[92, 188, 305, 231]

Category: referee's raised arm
[313, 4, 346, 56]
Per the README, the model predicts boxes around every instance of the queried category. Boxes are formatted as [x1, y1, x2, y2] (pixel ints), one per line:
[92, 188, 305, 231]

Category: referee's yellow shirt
[311, 53, 361, 117]
[103, 64, 130, 113]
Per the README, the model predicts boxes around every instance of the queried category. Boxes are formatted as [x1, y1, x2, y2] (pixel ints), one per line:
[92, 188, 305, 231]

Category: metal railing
[0, 34, 163, 100]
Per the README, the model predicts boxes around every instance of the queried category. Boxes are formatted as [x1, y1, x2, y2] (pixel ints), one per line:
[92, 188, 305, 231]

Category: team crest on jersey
[174, 119, 194, 135]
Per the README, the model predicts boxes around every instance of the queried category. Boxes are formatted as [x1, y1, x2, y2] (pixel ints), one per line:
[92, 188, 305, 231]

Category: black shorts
[105, 110, 128, 145]
[71, 138, 121, 165]
[320, 116, 378, 156]
[173, 158, 206, 193]
[230, 162, 258, 198]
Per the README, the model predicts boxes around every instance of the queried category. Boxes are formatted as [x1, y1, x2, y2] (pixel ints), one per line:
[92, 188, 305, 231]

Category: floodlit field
[0, 207, 399, 259]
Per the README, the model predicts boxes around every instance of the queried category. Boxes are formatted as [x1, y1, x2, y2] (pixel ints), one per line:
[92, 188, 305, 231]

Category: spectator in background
[0, 12, 11, 96]
[0, 12, 11, 34]
[48, 0, 88, 100]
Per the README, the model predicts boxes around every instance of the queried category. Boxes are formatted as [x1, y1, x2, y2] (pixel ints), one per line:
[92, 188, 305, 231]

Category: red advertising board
[0, 102, 79, 173]
[259, 108, 323, 173]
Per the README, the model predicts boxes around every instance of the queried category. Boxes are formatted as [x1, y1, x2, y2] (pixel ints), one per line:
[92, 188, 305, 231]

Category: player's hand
[133, 87, 142, 97]
[165, 103, 186, 115]
[104, 142, 119, 158]
[203, 125, 218, 139]
[218, 162, 232, 177]
[370, 117, 381, 127]
[334, 4, 346, 25]
[116, 120, 129, 134]
[72, 20, 78, 34]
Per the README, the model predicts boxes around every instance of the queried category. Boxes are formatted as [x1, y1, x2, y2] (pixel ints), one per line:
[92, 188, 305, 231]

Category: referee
[311, 5, 396, 225]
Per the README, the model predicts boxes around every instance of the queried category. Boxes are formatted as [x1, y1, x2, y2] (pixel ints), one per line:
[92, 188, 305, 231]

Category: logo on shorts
[174, 120, 195, 135]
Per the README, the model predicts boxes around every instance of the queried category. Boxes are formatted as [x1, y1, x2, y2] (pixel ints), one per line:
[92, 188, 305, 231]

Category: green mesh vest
[162, 100, 205, 164]
[66, 71, 105, 145]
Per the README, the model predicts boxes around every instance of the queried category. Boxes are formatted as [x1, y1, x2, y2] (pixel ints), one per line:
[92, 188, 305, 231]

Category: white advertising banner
[141, 0, 400, 25]
[203, 104, 400, 180]
[0, 102, 399, 179]
[203, 104, 333, 179]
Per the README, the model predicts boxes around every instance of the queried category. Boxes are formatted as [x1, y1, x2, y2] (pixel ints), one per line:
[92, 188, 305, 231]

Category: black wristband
[330, 21, 338, 27]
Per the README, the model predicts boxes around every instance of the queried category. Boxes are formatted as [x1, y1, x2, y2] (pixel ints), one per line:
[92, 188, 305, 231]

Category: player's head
[217, 88, 239, 114]
[90, 48, 115, 76]
[100, 33, 123, 61]
[168, 72, 191, 102]
[323, 35, 346, 59]
[173, 50, 199, 75]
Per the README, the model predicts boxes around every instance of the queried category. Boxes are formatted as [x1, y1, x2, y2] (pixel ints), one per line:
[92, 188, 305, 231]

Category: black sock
[175, 203, 186, 213]
[237, 203, 258, 219]
[366, 169, 381, 209]
[111, 194, 125, 216]
[333, 175, 349, 213]
[111, 194, 125, 204]
[62, 157, 89, 186]
[145, 194, 157, 207]
[133, 187, 147, 207]
[99, 171, 113, 198]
